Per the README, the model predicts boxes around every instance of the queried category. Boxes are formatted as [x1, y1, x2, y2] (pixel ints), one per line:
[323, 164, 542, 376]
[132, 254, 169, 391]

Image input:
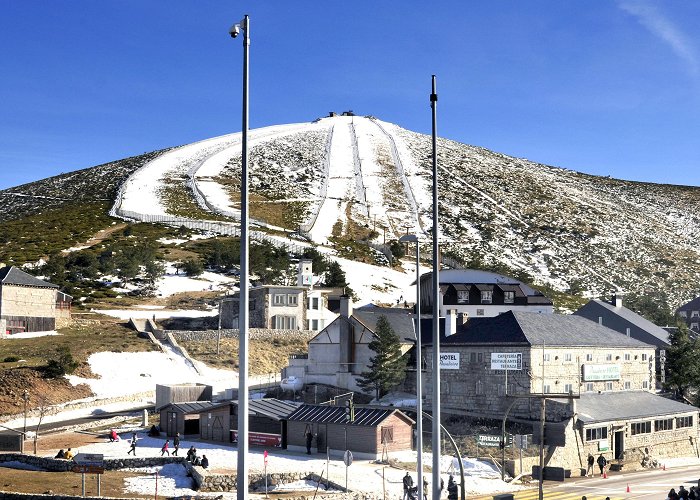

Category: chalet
[286, 404, 413, 460]
[417, 269, 553, 317]
[675, 296, 700, 334]
[0, 266, 72, 334]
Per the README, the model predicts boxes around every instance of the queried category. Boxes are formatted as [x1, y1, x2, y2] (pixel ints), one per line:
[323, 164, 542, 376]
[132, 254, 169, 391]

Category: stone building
[0, 266, 72, 334]
[417, 269, 553, 317]
[283, 298, 415, 392]
[421, 311, 698, 474]
[675, 296, 700, 334]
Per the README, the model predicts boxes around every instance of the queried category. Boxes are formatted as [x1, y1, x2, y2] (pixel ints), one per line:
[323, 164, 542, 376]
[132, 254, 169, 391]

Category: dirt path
[61, 222, 128, 254]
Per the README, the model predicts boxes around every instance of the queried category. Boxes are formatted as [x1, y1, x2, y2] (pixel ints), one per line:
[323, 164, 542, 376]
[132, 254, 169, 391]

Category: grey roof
[286, 404, 412, 426]
[352, 307, 416, 344]
[161, 401, 217, 414]
[248, 398, 300, 420]
[576, 391, 698, 424]
[574, 300, 670, 346]
[677, 296, 700, 313]
[424, 311, 654, 348]
[0, 266, 58, 289]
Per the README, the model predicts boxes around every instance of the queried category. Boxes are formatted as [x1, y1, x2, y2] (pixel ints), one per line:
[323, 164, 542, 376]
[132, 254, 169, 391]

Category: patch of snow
[3, 330, 59, 339]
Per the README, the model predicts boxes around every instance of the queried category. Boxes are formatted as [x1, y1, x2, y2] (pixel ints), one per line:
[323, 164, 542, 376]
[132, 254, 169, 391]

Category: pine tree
[357, 315, 408, 401]
[665, 324, 700, 402]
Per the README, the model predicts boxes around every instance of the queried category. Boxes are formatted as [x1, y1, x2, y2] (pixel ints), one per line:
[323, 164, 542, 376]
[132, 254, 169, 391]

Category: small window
[692, 311, 700, 318]
[679, 311, 687, 318]
[564, 353, 572, 362]
[586, 354, 593, 362]
[288, 294, 298, 306]
[692, 323, 699, 331]
[310, 319, 318, 330]
[470, 352, 476, 363]
[380, 426, 394, 444]
[642, 353, 648, 361]
[273, 294, 285, 306]
[503, 291, 515, 304]
[585, 382, 594, 392]
[543, 353, 551, 362]
[564, 383, 573, 393]
[605, 381, 613, 391]
[457, 291, 469, 304]
[606, 353, 613, 361]
[643, 380, 649, 389]
[309, 297, 319, 310]
[481, 291, 493, 304]
[475, 380, 484, 395]
[585, 426, 608, 441]
[655, 418, 673, 431]
[624, 353, 631, 361]
[677, 416, 693, 428]
[631, 421, 652, 435]
[543, 384, 551, 394]
[624, 381, 631, 390]
[476, 309, 485, 316]
[477, 352, 483, 363]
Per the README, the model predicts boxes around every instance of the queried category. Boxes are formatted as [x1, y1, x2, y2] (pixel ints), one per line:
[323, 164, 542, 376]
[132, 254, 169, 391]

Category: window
[504, 291, 515, 304]
[543, 384, 551, 394]
[642, 353, 648, 361]
[380, 426, 394, 444]
[274, 315, 297, 329]
[631, 421, 652, 435]
[543, 353, 551, 362]
[564, 353, 572, 362]
[273, 294, 285, 306]
[287, 294, 298, 306]
[585, 427, 607, 441]
[643, 380, 649, 389]
[606, 353, 613, 361]
[624, 381, 631, 390]
[692, 323, 699, 331]
[605, 381, 613, 391]
[679, 311, 687, 318]
[477, 352, 483, 363]
[624, 353, 631, 361]
[564, 383, 573, 393]
[470, 352, 477, 363]
[585, 382, 594, 392]
[586, 354, 593, 362]
[308, 297, 319, 310]
[457, 291, 469, 304]
[310, 319, 318, 330]
[692, 311, 700, 318]
[481, 291, 493, 304]
[475, 380, 484, 395]
[655, 419, 673, 431]
[476, 309, 485, 316]
[677, 416, 693, 428]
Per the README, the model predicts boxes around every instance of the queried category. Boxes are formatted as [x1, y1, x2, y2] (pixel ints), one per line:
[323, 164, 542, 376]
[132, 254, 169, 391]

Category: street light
[399, 234, 423, 495]
[22, 391, 29, 435]
[230, 14, 250, 499]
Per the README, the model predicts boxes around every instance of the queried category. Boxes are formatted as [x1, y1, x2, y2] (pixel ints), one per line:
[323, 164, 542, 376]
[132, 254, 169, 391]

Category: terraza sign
[440, 353, 460, 369]
[491, 353, 522, 370]
[583, 364, 620, 381]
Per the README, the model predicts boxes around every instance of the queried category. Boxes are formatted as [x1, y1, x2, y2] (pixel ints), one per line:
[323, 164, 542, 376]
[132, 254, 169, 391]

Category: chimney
[626, 327, 631, 337]
[458, 312, 469, 325]
[598, 317, 603, 325]
[297, 259, 313, 287]
[612, 291, 624, 308]
[445, 309, 457, 337]
[340, 295, 353, 318]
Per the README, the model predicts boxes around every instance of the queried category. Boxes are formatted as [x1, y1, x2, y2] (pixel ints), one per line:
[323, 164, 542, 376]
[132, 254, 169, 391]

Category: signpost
[263, 450, 268, 498]
[73, 453, 104, 497]
[343, 450, 353, 493]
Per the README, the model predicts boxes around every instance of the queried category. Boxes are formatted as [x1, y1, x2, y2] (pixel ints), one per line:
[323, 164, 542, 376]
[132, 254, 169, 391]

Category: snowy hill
[3, 114, 700, 307]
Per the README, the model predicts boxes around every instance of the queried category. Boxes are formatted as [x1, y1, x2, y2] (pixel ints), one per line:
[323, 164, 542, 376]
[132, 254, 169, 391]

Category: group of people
[586, 453, 608, 477]
[667, 485, 699, 500]
[54, 448, 74, 460]
[402, 472, 459, 500]
[185, 445, 208, 468]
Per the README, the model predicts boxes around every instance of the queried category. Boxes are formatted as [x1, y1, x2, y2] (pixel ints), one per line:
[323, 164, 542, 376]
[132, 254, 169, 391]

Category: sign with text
[73, 453, 104, 467]
[583, 364, 620, 381]
[232, 431, 282, 447]
[491, 352, 522, 370]
[440, 353, 460, 369]
[477, 434, 512, 447]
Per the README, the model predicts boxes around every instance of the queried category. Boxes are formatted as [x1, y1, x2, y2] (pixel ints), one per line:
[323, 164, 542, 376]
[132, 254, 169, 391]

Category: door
[614, 430, 624, 460]
[167, 412, 178, 436]
[316, 424, 327, 453]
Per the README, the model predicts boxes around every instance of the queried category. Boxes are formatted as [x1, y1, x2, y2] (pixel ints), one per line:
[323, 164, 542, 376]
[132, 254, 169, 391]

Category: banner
[231, 431, 282, 447]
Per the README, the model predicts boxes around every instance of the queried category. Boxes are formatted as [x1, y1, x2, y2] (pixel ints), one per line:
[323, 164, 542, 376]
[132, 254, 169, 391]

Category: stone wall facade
[0, 286, 56, 318]
[171, 328, 315, 343]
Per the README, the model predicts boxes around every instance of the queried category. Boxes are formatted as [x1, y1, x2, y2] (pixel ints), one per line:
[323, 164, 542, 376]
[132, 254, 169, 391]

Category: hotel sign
[440, 353, 460, 370]
[583, 364, 620, 381]
[491, 353, 522, 370]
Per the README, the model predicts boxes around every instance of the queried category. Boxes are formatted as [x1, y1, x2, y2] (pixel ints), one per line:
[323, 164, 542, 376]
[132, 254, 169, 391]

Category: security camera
[229, 23, 240, 38]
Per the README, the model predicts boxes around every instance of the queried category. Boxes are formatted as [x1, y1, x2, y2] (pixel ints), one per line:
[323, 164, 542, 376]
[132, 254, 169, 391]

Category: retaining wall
[171, 328, 315, 343]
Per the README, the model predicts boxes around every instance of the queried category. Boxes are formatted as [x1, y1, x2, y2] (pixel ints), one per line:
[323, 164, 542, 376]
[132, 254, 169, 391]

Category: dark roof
[161, 401, 217, 414]
[0, 266, 58, 289]
[420, 311, 653, 348]
[248, 398, 299, 420]
[352, 307, 415, 344]
[286, 404, 412, 426]
[575, 392, 698, 424]
[677, 296, 700, 312]
[574, 300, 670, 346]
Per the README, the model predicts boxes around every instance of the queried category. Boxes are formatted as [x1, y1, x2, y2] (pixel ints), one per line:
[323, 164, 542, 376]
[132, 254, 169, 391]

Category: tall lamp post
[429, 74, 441, 500]
[399, 234, 423, 494]
[22, 391, 29, 435]
[229, 14, 250, 499]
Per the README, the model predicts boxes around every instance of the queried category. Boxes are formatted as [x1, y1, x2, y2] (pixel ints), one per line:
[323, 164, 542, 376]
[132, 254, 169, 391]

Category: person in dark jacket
[201, 455, 209, 469]
[402, 472, 414, 500]
[586, 453, 594, 477]
[597, 454, 607, 476]
[447, 475, 458, 500]
[55, 449, 66, 459]
[127, 437, 137, 456]
[173, 433, 180, 456]
[305, 431, 314, 454]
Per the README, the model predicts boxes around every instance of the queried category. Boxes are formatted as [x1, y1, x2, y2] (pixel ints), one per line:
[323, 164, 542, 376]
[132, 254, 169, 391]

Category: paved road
[475, 466, 700, 500]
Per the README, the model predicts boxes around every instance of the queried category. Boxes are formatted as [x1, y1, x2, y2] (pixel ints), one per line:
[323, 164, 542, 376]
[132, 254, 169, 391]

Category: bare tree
[32, 394, 52, 455]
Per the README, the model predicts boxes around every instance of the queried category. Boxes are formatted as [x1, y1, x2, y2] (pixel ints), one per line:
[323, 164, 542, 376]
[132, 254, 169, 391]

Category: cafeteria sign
[491, 353, 522, 370]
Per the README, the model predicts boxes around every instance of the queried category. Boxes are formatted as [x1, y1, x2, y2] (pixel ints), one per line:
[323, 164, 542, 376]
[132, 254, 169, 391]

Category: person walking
[127, 437, 137, 456]
[586, 453, 594, 477]
[422, 477, 429, 500]
[402, 472, 414, 500]
[447, 475, 458, 500]
[160, 439, 170, 456]
[173, 433, 180, 456]
[305, 430, 314, 455]
[597, 453, 607, 476]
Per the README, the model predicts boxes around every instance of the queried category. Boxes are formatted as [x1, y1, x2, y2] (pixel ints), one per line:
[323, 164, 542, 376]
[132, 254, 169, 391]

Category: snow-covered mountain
[4, 114, 700, 307]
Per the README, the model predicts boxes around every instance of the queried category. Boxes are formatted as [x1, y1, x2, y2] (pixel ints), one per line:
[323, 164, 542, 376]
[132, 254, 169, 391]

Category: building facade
[676, 296, 700, 334]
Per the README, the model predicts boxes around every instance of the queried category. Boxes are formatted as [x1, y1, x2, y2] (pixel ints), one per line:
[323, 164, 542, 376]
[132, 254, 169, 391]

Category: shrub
[44, 346, 78, 378]
[3, 356, 19, 363]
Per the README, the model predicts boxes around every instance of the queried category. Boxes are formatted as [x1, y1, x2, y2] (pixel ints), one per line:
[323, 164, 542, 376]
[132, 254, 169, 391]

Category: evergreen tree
[665, 324, 700, 402]
[324, 261, 348, 287]
[182, 258, 204, 277]
[357, 315, 407, 400]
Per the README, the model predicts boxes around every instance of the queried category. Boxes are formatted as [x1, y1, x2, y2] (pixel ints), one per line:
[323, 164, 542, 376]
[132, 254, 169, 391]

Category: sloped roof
[160, 401, 217, 414]
[574, 300, 670, 346]
[247, 398, 300, 420]
[575, 391, 697, 424]
[677, 296, 700, 313]
[286, 404, 412, 426]
[0, 266, 58, 289]
[421, 311, 652, 348]
[352, 307, 415, 344]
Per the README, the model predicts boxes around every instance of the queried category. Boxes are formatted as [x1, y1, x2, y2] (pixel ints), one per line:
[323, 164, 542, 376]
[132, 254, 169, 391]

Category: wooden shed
[199, 398, 299, 448]
[159, 401, 216, 437]
[155, 383, 212, 411]
[286, 404, 414, 460]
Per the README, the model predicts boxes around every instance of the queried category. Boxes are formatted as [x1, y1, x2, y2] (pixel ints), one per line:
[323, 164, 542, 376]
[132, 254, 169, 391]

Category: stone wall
[0, 286, 55, 318]
[171, 328, 315, 343]
[0, 454, 186, 472]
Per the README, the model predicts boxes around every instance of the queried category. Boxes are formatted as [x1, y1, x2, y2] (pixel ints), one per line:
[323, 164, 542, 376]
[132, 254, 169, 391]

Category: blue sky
[2, 1, 700, 190]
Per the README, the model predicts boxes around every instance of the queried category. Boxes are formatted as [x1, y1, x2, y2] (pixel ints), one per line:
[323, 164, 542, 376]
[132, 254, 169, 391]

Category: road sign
[514, 434, 528, 449]
[73, 465, 105, 474]
[343, 450, 353, 467]
[73, 453, 104, 467]
[477, 434, 512, 447]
